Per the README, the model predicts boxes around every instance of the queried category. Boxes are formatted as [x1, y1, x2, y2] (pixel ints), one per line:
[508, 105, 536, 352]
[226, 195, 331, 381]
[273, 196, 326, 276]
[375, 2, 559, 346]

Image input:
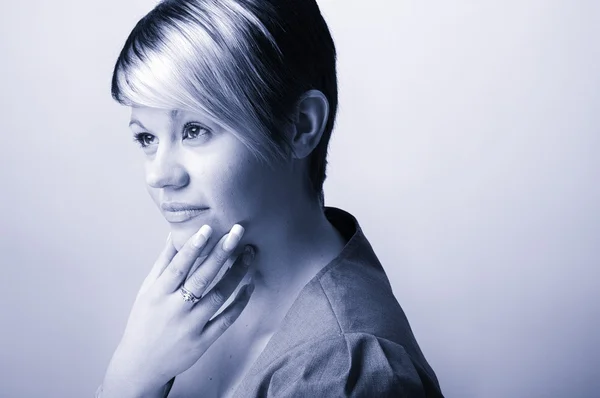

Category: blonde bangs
[112, 0, 285, 164]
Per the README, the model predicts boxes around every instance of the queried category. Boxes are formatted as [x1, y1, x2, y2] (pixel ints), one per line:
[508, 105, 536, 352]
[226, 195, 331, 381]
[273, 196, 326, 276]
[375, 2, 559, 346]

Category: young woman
[98, 0, 444, 396]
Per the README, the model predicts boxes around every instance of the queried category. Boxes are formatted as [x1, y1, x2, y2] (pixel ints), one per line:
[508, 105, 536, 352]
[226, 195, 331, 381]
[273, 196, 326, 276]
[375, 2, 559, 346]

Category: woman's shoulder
[314, 207, 421, 344]
[264, 207, 413, 345]
[307, 232, 437, 376]
[236, 270, 445, 396]
[233, 330, 443, 398]
[232, 208, 444, 397]
[236, 208, 442, 397]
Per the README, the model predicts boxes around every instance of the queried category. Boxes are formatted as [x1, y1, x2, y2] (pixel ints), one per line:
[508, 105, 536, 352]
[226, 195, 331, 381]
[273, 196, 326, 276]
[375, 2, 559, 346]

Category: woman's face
[129, 106, 290, 252]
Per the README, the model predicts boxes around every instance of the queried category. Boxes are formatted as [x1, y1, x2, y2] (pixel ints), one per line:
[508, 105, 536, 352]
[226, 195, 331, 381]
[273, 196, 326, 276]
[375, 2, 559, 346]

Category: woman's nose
[146, 150, 190, 189]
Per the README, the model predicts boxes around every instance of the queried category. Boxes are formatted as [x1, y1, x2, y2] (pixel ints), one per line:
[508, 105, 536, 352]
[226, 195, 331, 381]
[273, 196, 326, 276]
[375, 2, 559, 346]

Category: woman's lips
[161, 203, 209, 223]
[162, 208, 209, 223]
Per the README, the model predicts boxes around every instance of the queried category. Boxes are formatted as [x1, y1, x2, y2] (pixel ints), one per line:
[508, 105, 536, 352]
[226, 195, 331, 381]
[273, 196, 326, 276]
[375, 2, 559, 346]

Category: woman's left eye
[183, 123, 211, 141]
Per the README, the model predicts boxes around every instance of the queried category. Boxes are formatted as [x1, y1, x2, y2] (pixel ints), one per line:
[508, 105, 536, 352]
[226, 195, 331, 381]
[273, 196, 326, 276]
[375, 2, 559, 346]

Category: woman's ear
[289, 90, 329, 159]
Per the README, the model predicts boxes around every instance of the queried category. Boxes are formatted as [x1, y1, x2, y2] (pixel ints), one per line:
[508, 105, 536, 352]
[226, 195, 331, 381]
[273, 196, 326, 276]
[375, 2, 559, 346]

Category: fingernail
[193, 225, 213, 248]
[242, 245, 255, 266]
[222, 224, 244, 251]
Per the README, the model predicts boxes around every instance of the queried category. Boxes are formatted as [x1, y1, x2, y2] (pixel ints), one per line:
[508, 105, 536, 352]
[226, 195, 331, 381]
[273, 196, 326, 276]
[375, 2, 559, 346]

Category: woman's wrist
[99, 375, 171, 398]
[100, 349, 172, 398]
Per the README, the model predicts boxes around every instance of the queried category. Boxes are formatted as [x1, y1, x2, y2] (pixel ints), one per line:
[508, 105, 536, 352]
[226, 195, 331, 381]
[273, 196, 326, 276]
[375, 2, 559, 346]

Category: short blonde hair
[112, 0, 338, 203]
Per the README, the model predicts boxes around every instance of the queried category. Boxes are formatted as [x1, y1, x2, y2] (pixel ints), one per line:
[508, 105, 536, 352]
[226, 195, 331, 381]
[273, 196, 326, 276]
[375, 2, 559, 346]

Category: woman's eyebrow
[128, 119, 148, 130]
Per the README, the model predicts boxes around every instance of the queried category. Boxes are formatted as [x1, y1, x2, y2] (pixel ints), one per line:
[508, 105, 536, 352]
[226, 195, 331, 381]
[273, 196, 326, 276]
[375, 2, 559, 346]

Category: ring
[180, 286, 200, 304]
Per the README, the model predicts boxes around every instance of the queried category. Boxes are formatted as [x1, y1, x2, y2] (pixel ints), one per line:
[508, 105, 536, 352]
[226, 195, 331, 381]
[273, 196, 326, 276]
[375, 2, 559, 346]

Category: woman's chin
[171, 229, 193, 251]
[171, 235, 185, 252]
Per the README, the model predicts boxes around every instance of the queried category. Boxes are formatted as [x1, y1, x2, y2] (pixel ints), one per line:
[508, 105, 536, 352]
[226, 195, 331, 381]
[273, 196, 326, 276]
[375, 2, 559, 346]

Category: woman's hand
[100, 224, 255, 398]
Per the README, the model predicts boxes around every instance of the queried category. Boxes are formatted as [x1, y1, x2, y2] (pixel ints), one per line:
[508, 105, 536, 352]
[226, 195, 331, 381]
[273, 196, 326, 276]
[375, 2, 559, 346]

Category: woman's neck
[245, 196, 346, 324]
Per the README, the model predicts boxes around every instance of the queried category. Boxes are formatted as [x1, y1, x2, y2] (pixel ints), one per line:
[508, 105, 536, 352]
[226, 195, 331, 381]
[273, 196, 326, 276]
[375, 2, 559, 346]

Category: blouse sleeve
[263, 332, 440, 398]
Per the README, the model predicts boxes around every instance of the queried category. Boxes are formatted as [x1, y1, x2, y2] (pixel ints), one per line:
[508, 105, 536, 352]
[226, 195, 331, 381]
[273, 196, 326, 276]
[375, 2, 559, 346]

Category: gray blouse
[228, 207, 444, 397]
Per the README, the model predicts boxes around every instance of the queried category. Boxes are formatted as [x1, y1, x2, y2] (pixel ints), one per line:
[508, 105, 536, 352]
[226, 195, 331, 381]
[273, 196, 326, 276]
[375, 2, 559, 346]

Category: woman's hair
[111, 0, 337, 204]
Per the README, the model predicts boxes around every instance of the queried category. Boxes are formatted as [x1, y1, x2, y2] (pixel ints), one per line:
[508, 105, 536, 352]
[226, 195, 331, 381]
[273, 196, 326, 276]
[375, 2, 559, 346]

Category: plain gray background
[1, 1, 599, 397]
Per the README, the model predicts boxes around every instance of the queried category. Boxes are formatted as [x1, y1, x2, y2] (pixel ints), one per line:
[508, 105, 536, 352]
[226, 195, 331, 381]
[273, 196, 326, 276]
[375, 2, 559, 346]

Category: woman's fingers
[201, 283, 254, 343]
[190, 245, 254, 319]
[138, 234, 178, 297]
[157, 225, 214, 293]
[176, 224, 246, 298]
[148, 234, 178, 279]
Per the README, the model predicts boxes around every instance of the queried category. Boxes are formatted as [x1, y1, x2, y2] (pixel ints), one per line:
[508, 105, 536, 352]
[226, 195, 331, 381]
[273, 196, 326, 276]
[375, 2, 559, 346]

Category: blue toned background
[1, 1, 599, 397]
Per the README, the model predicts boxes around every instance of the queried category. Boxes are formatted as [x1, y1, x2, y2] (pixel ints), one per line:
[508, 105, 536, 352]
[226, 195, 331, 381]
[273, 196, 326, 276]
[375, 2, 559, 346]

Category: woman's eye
[182, 123, 211, 141]
[133, 133, 156, 148]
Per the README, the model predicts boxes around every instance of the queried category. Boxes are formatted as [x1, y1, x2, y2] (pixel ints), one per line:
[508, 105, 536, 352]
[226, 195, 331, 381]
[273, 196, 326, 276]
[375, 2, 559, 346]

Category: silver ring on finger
[180, 286, 200, 304]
